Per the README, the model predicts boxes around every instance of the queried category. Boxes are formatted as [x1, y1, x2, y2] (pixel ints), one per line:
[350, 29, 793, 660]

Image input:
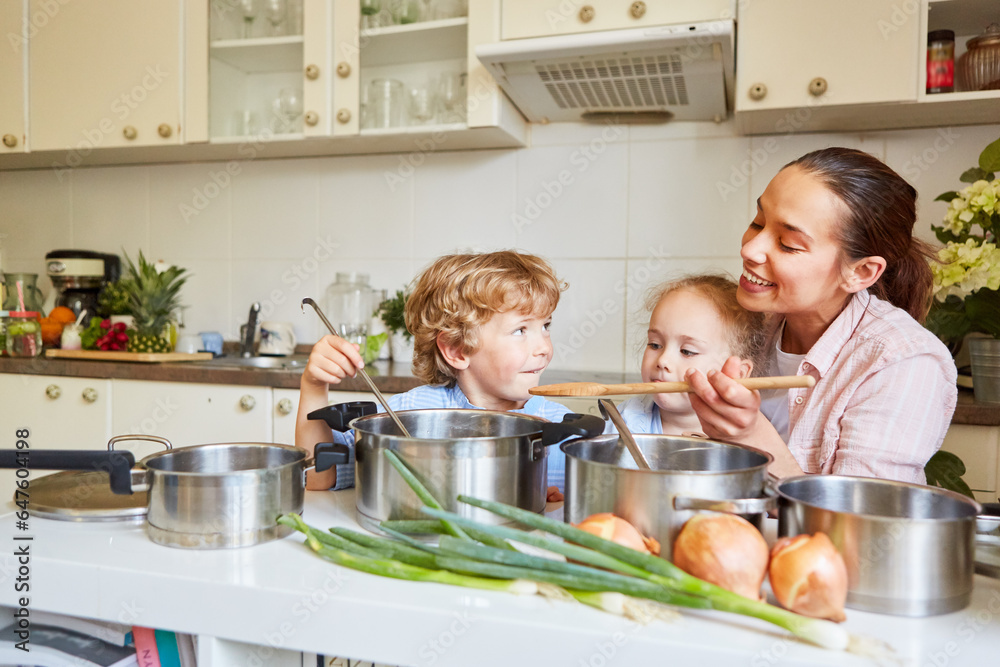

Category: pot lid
[968, 23, 1000, 49]
[24, 470, 147, 522]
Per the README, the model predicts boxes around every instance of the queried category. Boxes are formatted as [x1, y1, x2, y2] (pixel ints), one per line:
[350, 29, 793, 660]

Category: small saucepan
[0, 434, 349, 549]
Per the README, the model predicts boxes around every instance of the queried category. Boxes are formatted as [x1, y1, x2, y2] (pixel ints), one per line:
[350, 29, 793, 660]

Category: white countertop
[2, 490, 999, 666]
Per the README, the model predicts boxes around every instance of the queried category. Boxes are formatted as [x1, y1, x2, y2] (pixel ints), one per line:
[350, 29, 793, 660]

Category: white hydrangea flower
[932, 239, 1000, 301]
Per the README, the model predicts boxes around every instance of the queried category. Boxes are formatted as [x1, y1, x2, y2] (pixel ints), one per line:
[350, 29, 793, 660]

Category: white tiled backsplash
[2, 120, 997, 374]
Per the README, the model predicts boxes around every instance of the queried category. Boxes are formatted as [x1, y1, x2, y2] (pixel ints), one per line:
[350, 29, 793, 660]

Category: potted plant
[926, 135, 1000, 402]
[377, 289, 413, 364]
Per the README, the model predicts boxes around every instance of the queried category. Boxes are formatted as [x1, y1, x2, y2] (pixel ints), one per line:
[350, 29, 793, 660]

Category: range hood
[475, 20, 734, 124]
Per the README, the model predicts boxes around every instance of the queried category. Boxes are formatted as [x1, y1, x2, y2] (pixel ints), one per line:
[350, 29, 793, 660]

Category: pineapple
[123, 250, 188, 354]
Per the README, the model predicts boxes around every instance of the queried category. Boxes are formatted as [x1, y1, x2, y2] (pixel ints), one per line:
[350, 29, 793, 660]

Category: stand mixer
[44, 250, 121, 321]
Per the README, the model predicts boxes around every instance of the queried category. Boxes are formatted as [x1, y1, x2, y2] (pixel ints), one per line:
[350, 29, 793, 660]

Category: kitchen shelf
[928, 0, 1000, 38]
[210, 132, 304, 143]
[360, 17, 468, 67]
[209, 36, 304, 73]
[359, 121, 465, 136]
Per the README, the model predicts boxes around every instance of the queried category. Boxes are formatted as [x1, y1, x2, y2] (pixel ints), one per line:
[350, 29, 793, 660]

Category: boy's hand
[302, 335, 365, 388]
[546, 486, 564, 503]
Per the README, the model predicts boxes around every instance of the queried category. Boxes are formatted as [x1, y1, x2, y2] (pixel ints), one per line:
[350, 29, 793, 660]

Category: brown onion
[768, 532, 848, 623]
[574, 513, 660, 555]
[672, 513, 769, 600]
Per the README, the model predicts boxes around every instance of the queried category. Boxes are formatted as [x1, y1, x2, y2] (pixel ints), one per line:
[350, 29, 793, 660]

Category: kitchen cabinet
[0, 374, 111, 502]
[941, 424, 1000, 504]
[0, 1, 26, 153]
[500, 0, 733, 40]
[27, 0, 187, 152]
[736, 0, 1000, 134]
[275, 388, 397, 447]
[111, 379, 272, 449]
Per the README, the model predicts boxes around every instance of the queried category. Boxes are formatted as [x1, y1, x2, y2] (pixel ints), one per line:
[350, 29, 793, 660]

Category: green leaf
[960, 167, 993, 183]
[924, 298, 972, 344]
[924, 451, 975, 499]
[934, 191, 961, 203]
[377, 290, 412, 340]
[360, 332, 388, 364]
[978, 136, 1000, 173]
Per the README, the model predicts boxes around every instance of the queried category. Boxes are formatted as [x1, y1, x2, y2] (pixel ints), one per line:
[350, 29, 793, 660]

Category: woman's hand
[302, 335, 365, 389]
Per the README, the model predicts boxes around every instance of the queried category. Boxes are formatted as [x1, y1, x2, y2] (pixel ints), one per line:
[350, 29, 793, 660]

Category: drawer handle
[45, 384, 61, 400]
[809, 77, 828, 97]
[336, 62, 351, 78]
[748, 83, 768, 101]
[157, 123, 173, 138]
[336, 108, 351, 124]
[2, 134, 18, 148]
[82, 387, 99, 403]
[277, 398, 294, 415]
[305, 64, 320, 80]
[123, 125, 137, 140]
[629, 1, 646, 19]
[578, 5, 594, 23]
[305, 111, 319, 126]
[240, 395, 256, 412]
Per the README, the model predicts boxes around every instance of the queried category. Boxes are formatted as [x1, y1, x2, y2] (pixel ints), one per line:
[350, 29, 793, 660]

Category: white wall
[1, 120, 997, 374]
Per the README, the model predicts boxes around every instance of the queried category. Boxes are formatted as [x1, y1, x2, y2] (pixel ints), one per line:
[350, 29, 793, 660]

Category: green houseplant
[377, 290, 413, 363]
[925, 136, 1000, 352]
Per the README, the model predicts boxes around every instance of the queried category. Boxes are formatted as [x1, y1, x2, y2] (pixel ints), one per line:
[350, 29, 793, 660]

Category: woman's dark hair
[785, 147, 935, 322]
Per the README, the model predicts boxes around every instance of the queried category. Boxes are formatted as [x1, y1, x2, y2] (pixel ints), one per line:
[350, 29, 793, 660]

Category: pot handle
[313, 442, 351, 472]
[108, 434, 172, 452]
[0, 449, 136, 495]
[308, 402, 378, 432]
[673, 494, 776, 514]
[533, 413, 606, 461]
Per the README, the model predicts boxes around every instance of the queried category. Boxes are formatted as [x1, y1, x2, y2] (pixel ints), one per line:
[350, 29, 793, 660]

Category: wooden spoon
[530, 375, 815, 398]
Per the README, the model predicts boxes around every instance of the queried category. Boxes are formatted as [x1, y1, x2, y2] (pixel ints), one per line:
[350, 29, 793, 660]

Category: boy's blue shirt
[604, 395, 664, 435]
[325, 383, 575, 490]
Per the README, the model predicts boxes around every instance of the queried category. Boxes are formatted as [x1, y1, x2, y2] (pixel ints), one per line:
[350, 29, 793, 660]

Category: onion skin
[672, 513, 770, 600]
[769, 533, 848, 623]
[574, 513, 661, 555]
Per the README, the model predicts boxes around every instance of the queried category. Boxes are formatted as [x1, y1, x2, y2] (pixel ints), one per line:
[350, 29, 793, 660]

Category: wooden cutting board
[45, 349, 213, 363]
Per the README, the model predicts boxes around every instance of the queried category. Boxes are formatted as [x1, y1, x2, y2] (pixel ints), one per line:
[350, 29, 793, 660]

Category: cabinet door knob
[239, 395, 256, 411]
[157, 123, 173, 138]
[305, 64, 320, 80]
[808, 77, 828, 97]
[629, 1, 646, 19]
[82, 387, 99, 403]
[45, 384, 61, 400]
[123, 126, 137, 140]
[277, 398, 294, 415]
[2, 134, 17, 148]
[335, 108, 350, 124]
[578, 5, 594, 23]
[748, 83, 768, 101]
[336, 62, 351, 78]
[305, 111, 319, 126]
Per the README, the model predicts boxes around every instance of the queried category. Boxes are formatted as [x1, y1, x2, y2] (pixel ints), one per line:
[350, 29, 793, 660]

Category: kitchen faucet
[241, 302, 261, 358]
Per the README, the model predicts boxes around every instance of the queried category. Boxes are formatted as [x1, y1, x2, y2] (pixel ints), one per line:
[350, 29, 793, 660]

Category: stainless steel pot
[0, 435, 348, 549]
[311, 402, 604, 533]
[775, 475, 982, 617]
[562, 434, 774, 560]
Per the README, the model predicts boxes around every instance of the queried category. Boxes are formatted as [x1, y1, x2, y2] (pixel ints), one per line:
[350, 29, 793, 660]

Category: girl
[615, 274, 765, 435]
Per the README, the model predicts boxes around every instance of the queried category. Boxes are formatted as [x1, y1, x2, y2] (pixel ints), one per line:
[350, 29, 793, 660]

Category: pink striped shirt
[770, 291, 957, 484]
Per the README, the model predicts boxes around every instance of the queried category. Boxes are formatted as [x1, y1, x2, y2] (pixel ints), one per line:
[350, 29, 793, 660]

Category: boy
[296, 250, 573, 500]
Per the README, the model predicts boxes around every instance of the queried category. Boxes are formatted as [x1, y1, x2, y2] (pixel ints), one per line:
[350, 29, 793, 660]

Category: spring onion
[456, 495, 850, 651]
[382, 449, 471, 541]
[380, 519, 518, 551]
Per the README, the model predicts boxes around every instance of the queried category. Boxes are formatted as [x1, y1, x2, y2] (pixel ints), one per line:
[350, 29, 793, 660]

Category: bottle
[927, 29, 955, 94]
[324, 272, 375, 348]
[6, 311, 42, 357]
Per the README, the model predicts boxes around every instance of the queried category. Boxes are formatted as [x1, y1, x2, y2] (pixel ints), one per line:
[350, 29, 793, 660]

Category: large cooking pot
[310, 402, 605, 532]
[775, 474, 982, 617]
[0, 435, 348, 549]
[562, 434, 774, 560]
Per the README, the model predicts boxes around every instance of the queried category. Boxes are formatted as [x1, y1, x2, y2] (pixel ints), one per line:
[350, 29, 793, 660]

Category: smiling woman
[685, 147, 958, 484]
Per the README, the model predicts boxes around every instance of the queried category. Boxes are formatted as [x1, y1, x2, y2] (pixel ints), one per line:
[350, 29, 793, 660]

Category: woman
[685, 147, 957, 483]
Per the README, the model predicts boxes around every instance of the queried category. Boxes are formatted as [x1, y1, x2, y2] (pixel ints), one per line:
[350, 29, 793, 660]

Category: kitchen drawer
[501, 0, 733, 41]
[940, 424, 1000, 504]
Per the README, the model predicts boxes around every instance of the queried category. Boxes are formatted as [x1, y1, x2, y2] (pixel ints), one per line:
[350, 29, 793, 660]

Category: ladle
[598, 398, 651, 471]
[301, 297, 411, 438]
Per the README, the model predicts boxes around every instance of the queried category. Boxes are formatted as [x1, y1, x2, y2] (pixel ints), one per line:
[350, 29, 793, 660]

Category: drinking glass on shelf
[368, 79, 405, 129]
[264, 0, 286, 35]
[407, 84, 437, 125]
[274, 87, 304, 132]
[232, 110, 260, 137]
[390, 0, 421, 24]
[238, 0, 261, 38]
[428, 0, 464, 20]
[436, 70, 466, 123]
[286, 0, 303, 34]
[360, 0, 382, 17]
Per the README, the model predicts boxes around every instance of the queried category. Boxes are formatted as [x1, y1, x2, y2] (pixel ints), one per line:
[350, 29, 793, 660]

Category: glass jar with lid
[324, 272, 375, 348]
[958, 23, 1000, 92]
[6, 311, 42, 357]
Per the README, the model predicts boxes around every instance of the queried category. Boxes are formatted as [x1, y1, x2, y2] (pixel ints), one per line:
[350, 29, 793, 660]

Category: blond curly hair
[405, 250, 567, 386]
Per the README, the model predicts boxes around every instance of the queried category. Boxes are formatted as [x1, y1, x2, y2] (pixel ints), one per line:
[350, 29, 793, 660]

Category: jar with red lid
[6, 311, 42, 357]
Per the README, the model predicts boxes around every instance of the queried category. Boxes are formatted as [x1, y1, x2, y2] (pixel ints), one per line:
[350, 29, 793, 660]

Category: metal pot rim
[139, 441, 307, 475]
[349, 408, 549, 441]
[776, 473, 983, 522]
[562, 433, 774, 475]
